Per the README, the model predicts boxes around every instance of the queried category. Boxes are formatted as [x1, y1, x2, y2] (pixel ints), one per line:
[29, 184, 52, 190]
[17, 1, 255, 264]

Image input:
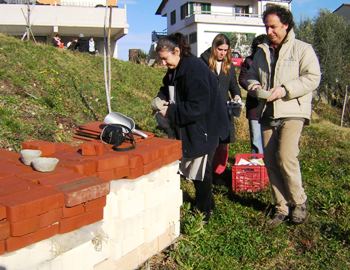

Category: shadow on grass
[213, 168, 269, 213]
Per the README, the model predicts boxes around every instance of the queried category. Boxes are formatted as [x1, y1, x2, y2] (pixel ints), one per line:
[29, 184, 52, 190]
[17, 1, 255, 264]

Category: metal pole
[341, 85, 348, 127]
[103, 1, 112, 113]
[107, 5, 112, 110]
[26, 0, 30, 41]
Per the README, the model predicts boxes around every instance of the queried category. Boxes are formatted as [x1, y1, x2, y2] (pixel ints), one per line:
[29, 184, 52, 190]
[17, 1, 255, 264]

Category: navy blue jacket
[160, 55, 230, 158]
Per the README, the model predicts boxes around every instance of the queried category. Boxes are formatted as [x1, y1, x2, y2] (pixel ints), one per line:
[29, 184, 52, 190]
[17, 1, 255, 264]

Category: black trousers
[193, 149, 216, 215]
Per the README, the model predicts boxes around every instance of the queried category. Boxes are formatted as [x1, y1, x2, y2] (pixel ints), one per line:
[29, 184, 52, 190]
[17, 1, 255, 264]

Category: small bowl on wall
[31, 157, 59, 172]
[20, 149, 42, 166]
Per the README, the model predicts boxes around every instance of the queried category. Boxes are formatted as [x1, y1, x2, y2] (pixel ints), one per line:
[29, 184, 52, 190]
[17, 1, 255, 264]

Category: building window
[170, 10, 176, 25]
[234, 5, 249, 16]
[181, 4, 188, 19]
[189, 2, 194, 15]
[201, 3, 211, 14]
[189, 32, 197, 44]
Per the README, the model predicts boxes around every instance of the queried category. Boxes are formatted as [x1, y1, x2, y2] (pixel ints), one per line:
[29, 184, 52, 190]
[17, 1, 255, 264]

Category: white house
[156, 0, 292, 56]
[0, 0, 128, 57]
[333, 3, 350, 23]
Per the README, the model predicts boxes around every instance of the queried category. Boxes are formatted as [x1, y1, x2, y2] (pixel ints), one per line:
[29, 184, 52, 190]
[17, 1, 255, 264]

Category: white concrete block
[0, 240, 53, 270]
[0, 161, 183, 270]
[121, 234, 144, 257]
[103, 191, 119, 218]
[107, 239, 122, 261]
[118, 195, 145, 220]
[101, 217, 123, 242]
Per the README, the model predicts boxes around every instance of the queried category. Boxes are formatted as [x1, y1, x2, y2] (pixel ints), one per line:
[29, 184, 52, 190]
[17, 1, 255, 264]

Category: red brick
[0, 204, 6, 220]
[0, 240, 5, 255]
[76, 121, 103, 134]
[39, 208, 62, 228]
[21, 140, 56, 156]
[142, 137, 174, 156]
[0, 163, 19, 178]
[131, 143, 163, 165]
[62, 204, 85, 218]
[143, 158, 164, 175]
[6, 224, 59, 252]
[127, 155, 144, 179]
[56, 176, 110, 207]
[96, 169, 115, 182]
[71, 160, 97, 176]
[133, 130, 155, 143]
[96, 153, 129, 172]
[0, 149, 20, 163]
[54, 143, 77, 153]
[0, 186, 64, 222]
[128, 155, 143, 169]
[0, 220, 10, 240]
[114, 166, 129, 179]
[29, 169, 84, 187]
[84, 196, 106, 212]
[0, 177, 37, 197]
[163, 150, 182, 165]
[59, 208, 103, 234]
[128, 165, 144, 179]
[54, 150, 82, 162]
[81, 142, 97, 156]
[94, 142, 106, 156]
[10, 216, 39, 236]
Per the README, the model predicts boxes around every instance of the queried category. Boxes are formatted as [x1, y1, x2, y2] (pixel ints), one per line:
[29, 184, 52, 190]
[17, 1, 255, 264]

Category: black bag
[227, 101, 242, 117]
[100, 124, 135, 151]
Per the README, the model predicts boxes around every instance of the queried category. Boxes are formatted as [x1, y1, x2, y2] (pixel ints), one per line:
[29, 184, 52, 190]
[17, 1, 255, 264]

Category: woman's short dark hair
[156, 33, 192, 57]
[263, 5, 294, 32]
[251, 34, 268, 55]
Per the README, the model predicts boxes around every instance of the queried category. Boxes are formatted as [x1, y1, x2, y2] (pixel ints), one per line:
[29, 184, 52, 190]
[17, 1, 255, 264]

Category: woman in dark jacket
[155, 33, 230, 221]
[200, 34, 241, 174]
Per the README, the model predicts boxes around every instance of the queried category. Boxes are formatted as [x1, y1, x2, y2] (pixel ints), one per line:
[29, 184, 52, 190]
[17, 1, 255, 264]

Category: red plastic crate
[232, 153, 269, 192]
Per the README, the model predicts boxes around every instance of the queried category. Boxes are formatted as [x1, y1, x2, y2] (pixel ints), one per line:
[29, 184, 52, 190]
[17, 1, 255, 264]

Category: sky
[117, 0, 346, 61]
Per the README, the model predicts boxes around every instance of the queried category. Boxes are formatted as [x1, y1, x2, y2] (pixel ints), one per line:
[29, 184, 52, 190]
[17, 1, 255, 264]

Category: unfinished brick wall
[0, 121, 182, 257]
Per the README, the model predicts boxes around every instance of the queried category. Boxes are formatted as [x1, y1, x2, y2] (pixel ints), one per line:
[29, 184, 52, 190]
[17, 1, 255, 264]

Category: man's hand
[267, 86, 286, 102]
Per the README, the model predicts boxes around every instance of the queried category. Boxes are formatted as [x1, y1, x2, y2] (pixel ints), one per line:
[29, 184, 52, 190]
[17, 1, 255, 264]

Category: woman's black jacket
[159, 55, 230, 158]
[200, 48, 241, 101]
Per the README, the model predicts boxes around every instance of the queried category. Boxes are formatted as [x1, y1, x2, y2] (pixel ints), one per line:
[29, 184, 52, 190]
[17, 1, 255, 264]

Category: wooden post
[341, 85, 348, 127]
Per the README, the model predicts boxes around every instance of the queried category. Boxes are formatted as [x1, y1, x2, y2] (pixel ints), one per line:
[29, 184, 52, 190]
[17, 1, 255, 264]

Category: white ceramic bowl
[20, 149, 42, 165]
[31, 157, 59, 172]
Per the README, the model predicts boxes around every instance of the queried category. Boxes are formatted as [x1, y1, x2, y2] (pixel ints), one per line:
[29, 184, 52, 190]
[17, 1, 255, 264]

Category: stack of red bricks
[0, 122, 182, 255]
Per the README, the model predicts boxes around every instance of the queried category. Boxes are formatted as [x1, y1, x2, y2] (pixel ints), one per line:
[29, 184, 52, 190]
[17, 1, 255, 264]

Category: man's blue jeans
[249, 120, 264, 154]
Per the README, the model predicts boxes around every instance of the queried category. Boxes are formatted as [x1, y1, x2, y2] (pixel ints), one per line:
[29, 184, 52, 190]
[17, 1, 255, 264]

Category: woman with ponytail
[153, 33, 230, 222]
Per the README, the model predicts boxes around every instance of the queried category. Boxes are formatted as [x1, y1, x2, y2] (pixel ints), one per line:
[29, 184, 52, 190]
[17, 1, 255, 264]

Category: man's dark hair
[263, 5, 295, 32]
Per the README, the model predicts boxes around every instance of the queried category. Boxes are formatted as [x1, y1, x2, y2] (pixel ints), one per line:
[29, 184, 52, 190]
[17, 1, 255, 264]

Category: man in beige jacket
[247, 5, 321, 227]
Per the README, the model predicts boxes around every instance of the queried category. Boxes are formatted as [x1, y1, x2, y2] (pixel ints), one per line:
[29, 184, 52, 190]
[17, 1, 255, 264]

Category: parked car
[231, 51, 244, 67]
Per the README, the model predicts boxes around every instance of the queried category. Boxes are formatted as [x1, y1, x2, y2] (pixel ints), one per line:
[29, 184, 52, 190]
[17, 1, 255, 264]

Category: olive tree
[313, 10, 350, 107]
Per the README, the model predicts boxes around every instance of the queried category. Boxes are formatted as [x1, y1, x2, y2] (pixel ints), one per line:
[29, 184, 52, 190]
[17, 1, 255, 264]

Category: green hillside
[0, 34, 164, 150]
[1, 34, 350, 269]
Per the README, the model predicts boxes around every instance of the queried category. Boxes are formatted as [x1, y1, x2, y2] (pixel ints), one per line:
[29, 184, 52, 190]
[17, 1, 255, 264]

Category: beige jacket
[247, 29, 321, 122]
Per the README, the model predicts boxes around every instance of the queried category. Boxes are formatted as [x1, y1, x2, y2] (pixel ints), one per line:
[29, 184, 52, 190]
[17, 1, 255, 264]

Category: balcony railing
[2, 0, 116, 8]
[187, 10, 261, 19]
